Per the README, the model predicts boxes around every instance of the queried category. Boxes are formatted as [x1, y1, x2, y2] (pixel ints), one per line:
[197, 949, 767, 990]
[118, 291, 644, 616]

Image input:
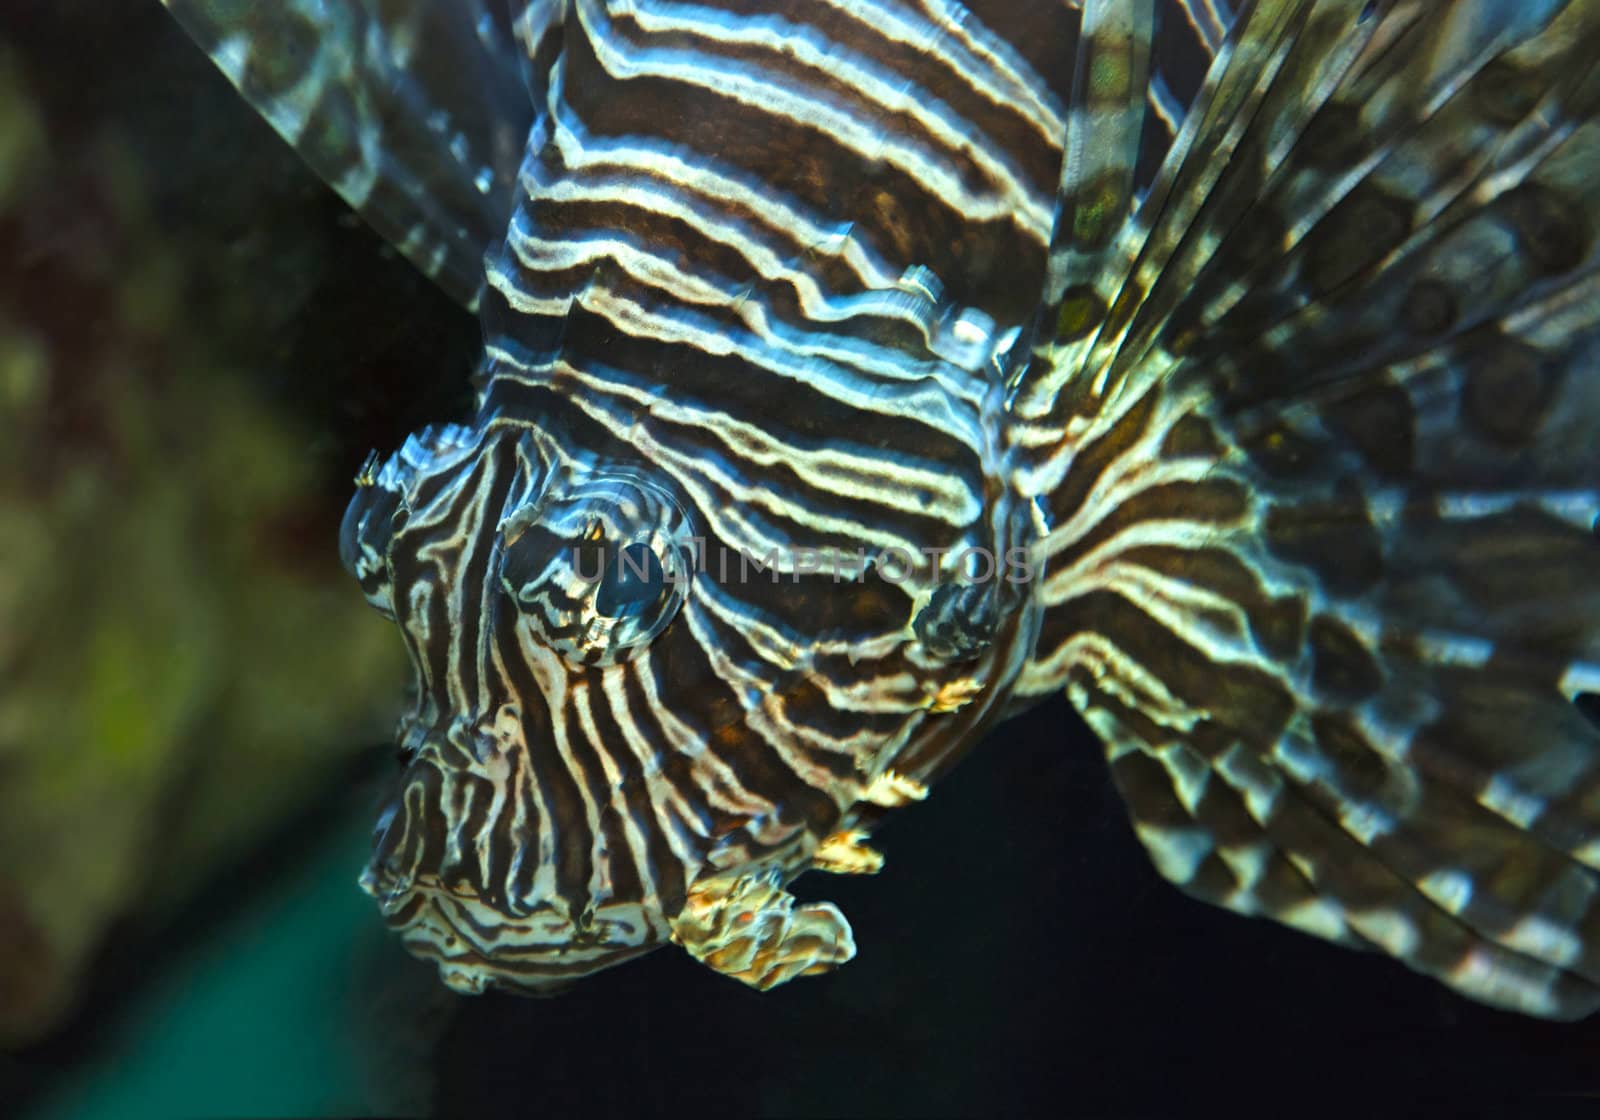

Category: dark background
[6, 2, 1600, 1115]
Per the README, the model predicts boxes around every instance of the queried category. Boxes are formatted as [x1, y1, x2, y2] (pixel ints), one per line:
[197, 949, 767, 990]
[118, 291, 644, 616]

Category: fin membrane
[161, 0, 538, 309]
[1029, 0, 1600, 1018]
[1047, 0, 1240, 308]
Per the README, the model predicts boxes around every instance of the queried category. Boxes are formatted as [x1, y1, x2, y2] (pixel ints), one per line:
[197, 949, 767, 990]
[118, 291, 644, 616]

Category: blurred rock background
[0, 0, 474, 1053]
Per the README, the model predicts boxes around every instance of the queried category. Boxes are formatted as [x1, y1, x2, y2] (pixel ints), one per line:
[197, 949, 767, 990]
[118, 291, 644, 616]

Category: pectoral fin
[670, 871, 856, 990]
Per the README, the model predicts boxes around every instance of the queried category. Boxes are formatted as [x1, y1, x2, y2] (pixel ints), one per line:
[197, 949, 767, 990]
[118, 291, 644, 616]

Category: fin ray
[161, 0, 541, 308]
[1028, 0, 1600, 1019]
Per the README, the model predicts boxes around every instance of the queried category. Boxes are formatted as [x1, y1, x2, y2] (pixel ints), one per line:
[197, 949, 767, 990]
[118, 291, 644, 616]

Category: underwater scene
[6, 0, 1600, 1115]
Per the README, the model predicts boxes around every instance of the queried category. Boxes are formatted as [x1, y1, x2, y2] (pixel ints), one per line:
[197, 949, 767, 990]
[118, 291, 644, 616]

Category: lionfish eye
[595, 542, 670, 619]
[339, 426, 478, 614]
[339, 456, 409, 615]
[499, 469, 694, 666]
[339, 485, 406, 574]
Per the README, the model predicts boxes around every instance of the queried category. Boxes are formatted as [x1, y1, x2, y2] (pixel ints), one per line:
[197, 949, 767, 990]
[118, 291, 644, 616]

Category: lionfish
[161, 0, 1600, 1019]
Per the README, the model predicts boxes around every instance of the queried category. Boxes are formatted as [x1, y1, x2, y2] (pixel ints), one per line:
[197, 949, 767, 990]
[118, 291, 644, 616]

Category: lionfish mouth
[358, 851, 650, 996]
[358, 764, 661, 995]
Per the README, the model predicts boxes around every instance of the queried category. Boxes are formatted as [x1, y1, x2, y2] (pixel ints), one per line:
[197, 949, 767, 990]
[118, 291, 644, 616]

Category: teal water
[29, 810, 406, 1120]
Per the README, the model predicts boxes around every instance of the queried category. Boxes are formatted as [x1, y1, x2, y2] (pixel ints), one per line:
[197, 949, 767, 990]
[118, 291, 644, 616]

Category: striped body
[167, 0, 1600, 1018]
[343, 0, 1096, 991]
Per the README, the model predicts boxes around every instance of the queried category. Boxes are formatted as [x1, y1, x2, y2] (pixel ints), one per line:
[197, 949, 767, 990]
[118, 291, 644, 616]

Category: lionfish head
[338, 408, 1033, 993]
